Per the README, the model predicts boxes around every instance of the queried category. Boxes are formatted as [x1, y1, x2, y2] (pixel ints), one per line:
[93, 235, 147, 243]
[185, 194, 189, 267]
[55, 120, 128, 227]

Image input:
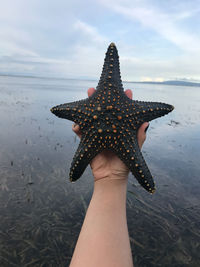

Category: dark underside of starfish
[51, 43, 174, 194]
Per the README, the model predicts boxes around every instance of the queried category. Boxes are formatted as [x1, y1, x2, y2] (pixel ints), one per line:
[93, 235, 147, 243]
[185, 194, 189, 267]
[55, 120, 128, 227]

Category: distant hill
[0, 73, 200, 87]
[163, 80, 200, 87]
[129, 80, 200, 87]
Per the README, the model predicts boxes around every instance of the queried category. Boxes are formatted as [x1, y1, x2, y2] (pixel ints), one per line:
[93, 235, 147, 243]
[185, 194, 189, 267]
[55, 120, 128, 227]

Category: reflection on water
[0, 76, 200, 266]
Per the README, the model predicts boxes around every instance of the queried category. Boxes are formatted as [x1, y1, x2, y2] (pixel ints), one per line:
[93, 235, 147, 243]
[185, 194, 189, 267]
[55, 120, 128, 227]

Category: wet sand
[0, 75, 200, 266]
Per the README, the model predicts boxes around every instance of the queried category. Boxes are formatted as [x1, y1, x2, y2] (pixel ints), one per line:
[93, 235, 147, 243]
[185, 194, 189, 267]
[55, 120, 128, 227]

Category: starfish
[51, 43, 174, 194]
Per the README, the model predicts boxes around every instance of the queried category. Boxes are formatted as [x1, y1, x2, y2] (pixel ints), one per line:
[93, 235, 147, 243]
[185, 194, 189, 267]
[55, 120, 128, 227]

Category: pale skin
[69, 88, 149, 267]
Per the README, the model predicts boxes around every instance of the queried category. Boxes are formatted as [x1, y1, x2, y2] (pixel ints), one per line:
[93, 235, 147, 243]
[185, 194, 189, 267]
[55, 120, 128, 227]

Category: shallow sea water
[0, 75, 200, 266]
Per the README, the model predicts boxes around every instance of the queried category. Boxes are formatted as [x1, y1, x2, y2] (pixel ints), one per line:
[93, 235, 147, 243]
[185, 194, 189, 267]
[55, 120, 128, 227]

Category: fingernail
[145, 124, 149, 133]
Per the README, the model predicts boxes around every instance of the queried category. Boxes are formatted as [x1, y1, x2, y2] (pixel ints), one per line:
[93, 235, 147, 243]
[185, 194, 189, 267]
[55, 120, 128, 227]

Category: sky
[0, 0, 200, 82]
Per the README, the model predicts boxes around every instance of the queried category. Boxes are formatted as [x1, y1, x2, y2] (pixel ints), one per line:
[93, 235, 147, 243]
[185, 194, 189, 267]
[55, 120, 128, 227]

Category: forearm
[70, 178, 133, 267]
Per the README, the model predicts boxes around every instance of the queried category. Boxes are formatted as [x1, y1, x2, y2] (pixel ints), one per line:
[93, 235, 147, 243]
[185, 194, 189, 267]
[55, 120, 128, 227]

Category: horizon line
[0, 73, 200, 87]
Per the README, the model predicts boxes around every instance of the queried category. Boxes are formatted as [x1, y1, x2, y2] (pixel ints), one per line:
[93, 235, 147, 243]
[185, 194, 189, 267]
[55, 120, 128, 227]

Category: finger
[72, 123, 82, 138]
[87, 87, 96, 97]
[125, 89, 132, 99]
[137, 122, 149, 149]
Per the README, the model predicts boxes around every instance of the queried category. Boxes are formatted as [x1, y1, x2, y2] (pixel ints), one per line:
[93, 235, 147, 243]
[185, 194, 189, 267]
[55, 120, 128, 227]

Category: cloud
[99, 0, 200, 53]
[140, 77, 164, 82]
[0, 0, 200, 81]
[0, 18, 109, 78]
[74, 20, 107, 45]
[120, 53, 200, 82]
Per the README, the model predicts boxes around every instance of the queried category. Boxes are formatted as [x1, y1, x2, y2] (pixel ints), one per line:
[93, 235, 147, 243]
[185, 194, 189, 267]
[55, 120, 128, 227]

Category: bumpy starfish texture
[51, 43, 174, 194]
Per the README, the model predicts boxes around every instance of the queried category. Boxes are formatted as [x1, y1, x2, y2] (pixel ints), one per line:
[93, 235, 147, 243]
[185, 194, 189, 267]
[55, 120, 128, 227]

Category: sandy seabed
[0, 75, 200, 266]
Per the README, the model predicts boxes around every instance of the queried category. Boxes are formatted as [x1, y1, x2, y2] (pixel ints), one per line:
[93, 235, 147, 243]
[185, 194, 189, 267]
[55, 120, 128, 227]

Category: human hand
[72, 88, 149, 182]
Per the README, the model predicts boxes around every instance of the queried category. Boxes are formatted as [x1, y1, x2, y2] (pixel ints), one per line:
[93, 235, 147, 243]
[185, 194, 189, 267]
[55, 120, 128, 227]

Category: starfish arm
[50, 99, 88, 122]
[113, 133, 155, 193]
[96, 43, 124, 94]
[69, 133, 104, 182]
[135, 101, 174, 124]
[130, 143, 155, 194]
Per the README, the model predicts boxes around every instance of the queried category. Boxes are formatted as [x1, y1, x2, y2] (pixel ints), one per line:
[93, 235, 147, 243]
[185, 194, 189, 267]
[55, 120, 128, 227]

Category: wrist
[94, 176, 128, 186]
[93, 178, 128, 202]
[93, 171, 129, 183]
